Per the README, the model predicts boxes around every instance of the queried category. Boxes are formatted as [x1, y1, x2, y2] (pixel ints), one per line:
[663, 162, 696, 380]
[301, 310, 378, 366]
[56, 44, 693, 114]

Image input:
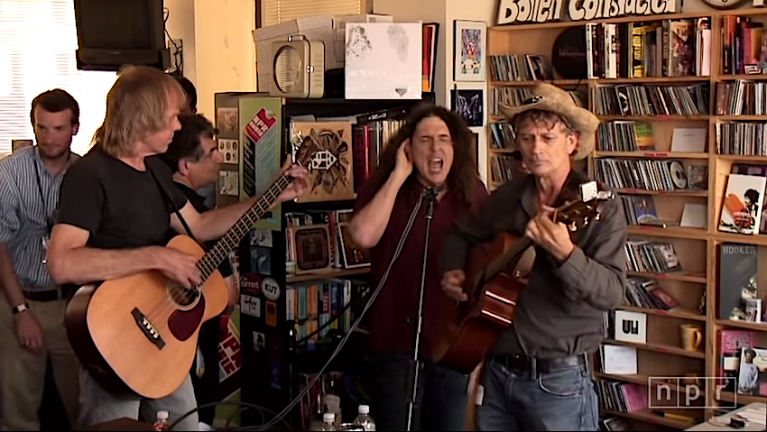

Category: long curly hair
[367, 103, 480, 208]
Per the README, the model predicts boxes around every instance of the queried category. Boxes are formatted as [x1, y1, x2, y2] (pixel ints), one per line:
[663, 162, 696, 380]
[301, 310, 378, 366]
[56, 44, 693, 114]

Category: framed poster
[453, 20, 486, 82]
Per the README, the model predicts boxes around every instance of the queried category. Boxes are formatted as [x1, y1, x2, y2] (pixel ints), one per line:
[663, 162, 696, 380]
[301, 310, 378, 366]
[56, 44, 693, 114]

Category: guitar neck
[196, 174, 292, 281]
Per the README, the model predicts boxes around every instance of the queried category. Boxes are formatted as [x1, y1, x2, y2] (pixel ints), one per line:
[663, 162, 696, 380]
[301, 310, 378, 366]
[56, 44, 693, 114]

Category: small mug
[680, 324, 703, 352]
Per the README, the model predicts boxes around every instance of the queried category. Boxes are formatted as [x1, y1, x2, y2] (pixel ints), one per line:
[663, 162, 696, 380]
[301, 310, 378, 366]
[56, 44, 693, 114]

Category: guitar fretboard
[196, 175, 292, 281]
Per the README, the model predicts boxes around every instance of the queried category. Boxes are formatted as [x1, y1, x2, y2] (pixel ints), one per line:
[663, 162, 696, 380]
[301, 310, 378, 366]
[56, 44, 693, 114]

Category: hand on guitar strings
[276, 159, 311, 203]
[155, 247, 203, 289]
[441, 269, 468, 302]
[524, 206, 575, 263]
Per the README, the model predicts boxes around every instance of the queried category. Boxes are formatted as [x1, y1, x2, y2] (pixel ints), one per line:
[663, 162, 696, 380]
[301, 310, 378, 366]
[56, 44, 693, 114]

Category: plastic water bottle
[320, 413, 337, 431]
[153, 410, 170, 431]
[353, 405, 376, 431]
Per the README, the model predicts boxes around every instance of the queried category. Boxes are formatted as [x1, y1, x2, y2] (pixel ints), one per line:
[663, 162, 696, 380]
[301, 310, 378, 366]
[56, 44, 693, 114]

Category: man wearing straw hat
[440, 84, 627, 431]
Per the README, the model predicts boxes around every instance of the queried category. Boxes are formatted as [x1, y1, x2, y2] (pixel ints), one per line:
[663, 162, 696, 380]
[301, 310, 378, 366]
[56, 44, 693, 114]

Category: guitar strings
[143, 175, 292, 329]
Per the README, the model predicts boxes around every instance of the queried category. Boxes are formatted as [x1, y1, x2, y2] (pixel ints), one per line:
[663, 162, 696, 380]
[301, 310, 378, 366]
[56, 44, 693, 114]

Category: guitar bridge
[131, 308, 166, 349]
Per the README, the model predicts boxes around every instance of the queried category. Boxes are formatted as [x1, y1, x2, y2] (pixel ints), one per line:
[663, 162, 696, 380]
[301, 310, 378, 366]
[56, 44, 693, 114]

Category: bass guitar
[432, 184, 613, 374]
[65, 139, 319, 399]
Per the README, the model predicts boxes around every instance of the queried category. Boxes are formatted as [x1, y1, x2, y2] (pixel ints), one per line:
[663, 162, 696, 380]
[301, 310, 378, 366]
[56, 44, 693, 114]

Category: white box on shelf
[614, 310, 647, 344]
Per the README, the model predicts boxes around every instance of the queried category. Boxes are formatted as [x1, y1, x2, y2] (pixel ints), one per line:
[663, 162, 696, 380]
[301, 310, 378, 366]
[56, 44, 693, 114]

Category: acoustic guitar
[65, 139, 319, 399]
[432, 184, 613, 374]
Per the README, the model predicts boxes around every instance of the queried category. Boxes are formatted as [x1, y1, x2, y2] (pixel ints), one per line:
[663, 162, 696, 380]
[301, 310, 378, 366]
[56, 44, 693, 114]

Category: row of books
[716, 122, 767, 156]
[596, 121, 654, 152]
[285, 279, 369, 344]
[351, 119, 404, 192]
[596, 381, 648, 414]
[624, 240, 682, 274]
[594, 84, 709, 116]
[489, 121, 515, 150]
[490, 87, 588, 115]
[722, 15, 767, 75]
[586, 19, 711, 79]
[621, 195, 663, 226]
[490, 154, 515, 184]
[716, 80, 767, 116]
[595, 159, 691, 192]
[624, 277, 679, 311]
[488, 54, 552, 82]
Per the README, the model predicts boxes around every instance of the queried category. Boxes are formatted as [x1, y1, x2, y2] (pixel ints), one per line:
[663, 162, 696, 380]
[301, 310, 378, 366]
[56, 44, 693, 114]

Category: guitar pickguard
[168, 296, 206, 341]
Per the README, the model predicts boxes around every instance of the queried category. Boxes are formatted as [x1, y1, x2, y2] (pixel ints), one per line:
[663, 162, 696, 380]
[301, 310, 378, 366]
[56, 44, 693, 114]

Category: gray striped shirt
[0, 148, 79, 291]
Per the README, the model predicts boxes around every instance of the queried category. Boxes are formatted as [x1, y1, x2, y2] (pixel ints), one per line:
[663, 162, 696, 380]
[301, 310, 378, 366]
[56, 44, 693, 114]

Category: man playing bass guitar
[440, 84, 627, 431]
[46, 66, 309, 430]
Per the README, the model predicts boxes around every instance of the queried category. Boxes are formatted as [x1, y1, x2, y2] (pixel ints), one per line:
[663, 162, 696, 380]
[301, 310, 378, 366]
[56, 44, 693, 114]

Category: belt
[493, 353, 587, 374]
[23, 286, 77, 302]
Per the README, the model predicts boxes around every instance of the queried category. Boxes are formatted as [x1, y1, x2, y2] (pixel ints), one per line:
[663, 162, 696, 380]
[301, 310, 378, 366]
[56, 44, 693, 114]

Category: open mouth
[429, 157, 444, 172]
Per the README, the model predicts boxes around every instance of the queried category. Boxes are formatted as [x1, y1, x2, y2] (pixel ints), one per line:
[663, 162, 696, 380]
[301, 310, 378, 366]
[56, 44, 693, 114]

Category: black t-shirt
[172, 182, 233, 278]
[57, 149, 188, 249]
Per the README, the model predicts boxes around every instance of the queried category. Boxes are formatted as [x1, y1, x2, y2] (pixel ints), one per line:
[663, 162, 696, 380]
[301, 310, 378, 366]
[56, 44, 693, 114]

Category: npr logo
[648, 377, 737, 409]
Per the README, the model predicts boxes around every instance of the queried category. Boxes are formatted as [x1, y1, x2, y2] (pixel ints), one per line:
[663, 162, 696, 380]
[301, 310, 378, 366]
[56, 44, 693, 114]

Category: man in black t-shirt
[162, 113, 233, 429]
[46, 66, 309, 430]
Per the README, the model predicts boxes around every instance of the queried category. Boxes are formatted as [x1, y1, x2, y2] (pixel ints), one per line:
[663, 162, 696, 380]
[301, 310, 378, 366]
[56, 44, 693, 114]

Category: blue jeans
[363, 353, 469, 431]
[477, 357, 599, 431]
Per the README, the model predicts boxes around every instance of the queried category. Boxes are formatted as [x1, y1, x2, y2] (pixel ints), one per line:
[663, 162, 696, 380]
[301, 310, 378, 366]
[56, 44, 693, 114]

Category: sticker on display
[266, 301, 277, 327]
[249, 228, 273, 248]
[240, 273, 261, 296]
[250, 246, 272, 276]
[241, 295, 261, 318]
[253, 331, 266, 352]
[262, 277, 280, 301]
[218, 139, 239, 165]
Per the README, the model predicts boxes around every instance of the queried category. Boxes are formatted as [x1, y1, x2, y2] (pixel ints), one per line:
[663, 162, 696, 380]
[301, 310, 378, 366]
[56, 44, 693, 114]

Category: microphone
[422, 183, 445, 201]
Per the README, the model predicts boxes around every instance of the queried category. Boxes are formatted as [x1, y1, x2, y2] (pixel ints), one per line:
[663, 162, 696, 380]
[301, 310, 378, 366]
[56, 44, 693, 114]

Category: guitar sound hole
[167, 283, 200, 309]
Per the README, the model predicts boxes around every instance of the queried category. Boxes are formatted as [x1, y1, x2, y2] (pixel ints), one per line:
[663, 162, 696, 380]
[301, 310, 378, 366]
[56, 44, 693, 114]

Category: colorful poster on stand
[238, 96, 283, 231]
[214, 308, 243, 428]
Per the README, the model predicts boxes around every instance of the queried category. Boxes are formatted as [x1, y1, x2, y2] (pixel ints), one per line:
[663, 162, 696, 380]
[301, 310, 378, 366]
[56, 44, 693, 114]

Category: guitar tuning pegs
[595, 211, 602, 221]
[569, 221, 578, 232]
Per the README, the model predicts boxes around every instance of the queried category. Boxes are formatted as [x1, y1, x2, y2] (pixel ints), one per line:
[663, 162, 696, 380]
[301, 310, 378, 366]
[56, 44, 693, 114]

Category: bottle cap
[157, 410, 169, 421]
[324, 413, 336, 423]
[358, 405, 370, 414]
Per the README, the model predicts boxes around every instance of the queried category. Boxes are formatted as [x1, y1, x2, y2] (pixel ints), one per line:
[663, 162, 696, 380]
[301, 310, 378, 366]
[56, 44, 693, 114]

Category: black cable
[166, 401, 289, 431]
[240, 190, 427, 431]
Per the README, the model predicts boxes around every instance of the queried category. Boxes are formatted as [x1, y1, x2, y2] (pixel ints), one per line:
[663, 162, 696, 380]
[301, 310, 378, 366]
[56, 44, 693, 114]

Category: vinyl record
[669, 161, 687, 189]
[551, 27, 587, 79]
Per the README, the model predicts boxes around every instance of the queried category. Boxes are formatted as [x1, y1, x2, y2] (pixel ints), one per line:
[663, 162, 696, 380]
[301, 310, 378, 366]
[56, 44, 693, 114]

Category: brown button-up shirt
[440, 170, 627, 359]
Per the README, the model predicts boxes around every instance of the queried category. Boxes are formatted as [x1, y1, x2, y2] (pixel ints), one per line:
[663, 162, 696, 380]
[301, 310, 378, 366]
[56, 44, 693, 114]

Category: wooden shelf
[715, 319, 767, 332]
[596, 76, 711, 84]
[626, 271, 707, 284]
[616, 188, 709, 198]
[598, 115, 710, 121]
[716, 154, 767, 162]
[718, 391, 767, 405]
[627, 225, 708, 239]
[620, 305, 707, 322]
[603, 410, 697, 429]
[490, 79, 585, 87]
[595, 151, 709, 159]
[595, 373, 688, 392]
[627, 226, 708, 240]
[286, 267, 370, 283]
[714, 232, 767, 246]
[717, 115, 767, 120]
[603, 339, 706, 359]
[718, 74, 767, 80]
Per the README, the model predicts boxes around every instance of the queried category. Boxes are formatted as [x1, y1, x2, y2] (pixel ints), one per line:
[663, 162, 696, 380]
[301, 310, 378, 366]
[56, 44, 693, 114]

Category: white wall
[166, 0, 257, 119]
[373, 0, 494, 183]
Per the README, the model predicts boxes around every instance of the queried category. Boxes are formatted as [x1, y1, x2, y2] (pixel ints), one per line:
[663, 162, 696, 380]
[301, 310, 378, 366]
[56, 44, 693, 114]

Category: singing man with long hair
[349, 104, 488, 431]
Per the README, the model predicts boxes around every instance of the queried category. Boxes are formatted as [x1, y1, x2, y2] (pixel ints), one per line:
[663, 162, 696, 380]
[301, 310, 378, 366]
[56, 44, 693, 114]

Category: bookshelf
[487, 7, 767, 430]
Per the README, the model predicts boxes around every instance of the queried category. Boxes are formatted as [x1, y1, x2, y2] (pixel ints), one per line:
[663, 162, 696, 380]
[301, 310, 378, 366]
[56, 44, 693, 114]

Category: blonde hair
[93, 65, 185, 157]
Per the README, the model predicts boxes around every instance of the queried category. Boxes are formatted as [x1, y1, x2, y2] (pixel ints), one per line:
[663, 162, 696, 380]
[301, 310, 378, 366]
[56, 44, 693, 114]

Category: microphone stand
[406, 187, 439, 432]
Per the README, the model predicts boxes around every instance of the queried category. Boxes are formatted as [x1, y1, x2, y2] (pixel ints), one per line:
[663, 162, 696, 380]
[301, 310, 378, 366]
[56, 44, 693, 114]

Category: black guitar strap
[148, 163, 200, 245]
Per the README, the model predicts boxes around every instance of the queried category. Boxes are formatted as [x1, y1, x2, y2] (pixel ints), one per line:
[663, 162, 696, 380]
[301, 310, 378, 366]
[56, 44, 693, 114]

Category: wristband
[12, 303, 29, 314]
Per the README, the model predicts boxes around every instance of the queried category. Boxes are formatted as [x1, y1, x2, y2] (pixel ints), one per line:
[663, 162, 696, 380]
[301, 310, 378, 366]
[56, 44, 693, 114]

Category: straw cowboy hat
[498, 83, 599, 160]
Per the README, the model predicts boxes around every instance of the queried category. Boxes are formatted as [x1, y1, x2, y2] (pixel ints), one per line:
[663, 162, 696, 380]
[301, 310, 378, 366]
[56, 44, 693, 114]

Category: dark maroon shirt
[354, 175, 487, 357]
